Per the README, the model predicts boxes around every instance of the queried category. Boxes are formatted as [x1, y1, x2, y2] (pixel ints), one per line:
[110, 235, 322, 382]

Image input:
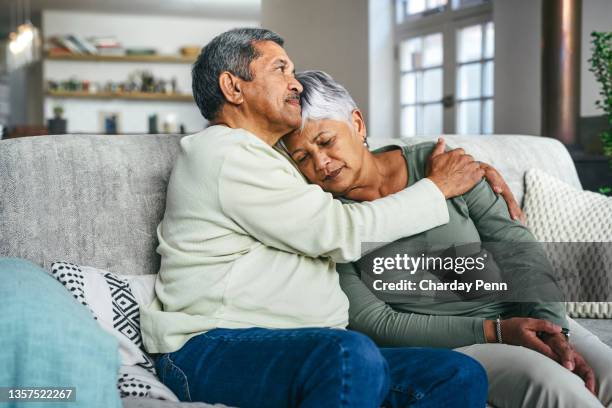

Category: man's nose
[289, 76, 303, 94]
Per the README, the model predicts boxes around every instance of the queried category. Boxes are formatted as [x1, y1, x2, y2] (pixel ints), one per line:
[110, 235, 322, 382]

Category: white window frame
[394, 1, 493, 135]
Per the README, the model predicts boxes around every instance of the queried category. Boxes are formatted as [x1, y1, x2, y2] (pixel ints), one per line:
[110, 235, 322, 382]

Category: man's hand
[426, 138, 484, 199]
[479, 162, 525, 223]
[541, 333, 597, 395]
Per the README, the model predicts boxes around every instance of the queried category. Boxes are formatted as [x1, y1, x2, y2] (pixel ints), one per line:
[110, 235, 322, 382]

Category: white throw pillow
[47, 262, 178, 401]
[523, 168, 612, 318]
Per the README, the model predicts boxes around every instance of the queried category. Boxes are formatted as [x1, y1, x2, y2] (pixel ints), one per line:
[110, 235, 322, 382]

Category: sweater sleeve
[337, 262, 487, 348]
[462, 179, 568, 328]
[218, 142, 449, 263]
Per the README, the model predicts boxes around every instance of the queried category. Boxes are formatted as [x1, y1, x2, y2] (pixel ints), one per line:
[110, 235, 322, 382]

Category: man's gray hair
[192, 28, 284, 121]
[296, 70, 358, 130]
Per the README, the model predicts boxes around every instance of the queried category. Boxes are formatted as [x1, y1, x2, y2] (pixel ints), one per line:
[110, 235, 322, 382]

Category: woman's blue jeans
[155, 327, 487, 408]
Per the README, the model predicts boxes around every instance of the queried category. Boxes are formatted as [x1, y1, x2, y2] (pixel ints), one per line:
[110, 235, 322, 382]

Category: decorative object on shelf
[6, 0, 42, 71]
[46, 70, 189, 101]
[99, 111, 121, 134]
[180, 46, 201, 59]
[47, 105, 67, 135]
[148, 114, 158, 134]
[161, 113, 177, 133]
[589, 31, 612, 195]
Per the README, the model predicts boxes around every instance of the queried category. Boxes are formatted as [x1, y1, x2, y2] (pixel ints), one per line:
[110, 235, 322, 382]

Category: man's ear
[351, 109, 367, 141]
[218, 71, 244, 105]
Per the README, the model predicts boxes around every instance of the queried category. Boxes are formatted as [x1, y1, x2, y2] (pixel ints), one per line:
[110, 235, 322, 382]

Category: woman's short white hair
[296, 70, 358, 130]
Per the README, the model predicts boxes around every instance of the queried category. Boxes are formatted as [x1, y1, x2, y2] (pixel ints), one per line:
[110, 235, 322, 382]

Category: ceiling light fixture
[7, 0, 42, 71]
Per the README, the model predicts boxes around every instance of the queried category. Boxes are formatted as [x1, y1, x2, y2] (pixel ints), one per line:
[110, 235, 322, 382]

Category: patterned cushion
[48, 262, 178, 401]
[523, 169, 612, 318]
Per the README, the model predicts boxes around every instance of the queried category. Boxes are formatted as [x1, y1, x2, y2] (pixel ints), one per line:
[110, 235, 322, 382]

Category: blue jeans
[155, 327, 487, 408]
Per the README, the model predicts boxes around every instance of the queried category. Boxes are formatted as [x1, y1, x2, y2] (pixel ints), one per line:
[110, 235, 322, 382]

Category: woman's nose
[314, 153, 331, 172]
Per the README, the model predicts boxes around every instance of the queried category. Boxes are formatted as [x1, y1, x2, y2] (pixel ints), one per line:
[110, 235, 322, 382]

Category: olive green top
[337, 142, 567, 349]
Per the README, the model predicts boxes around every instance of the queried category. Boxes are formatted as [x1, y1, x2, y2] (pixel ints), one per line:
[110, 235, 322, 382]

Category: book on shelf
[96, 47, 126, 56]
[68, 34, 98, 54]
[48, 35, 83, 54]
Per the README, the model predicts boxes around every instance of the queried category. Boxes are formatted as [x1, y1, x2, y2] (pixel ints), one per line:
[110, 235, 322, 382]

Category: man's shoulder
[182, 125, 251, 155]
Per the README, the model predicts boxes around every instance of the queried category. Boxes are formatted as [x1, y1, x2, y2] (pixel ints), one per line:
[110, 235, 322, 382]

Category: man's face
[240, 41, 303, 134]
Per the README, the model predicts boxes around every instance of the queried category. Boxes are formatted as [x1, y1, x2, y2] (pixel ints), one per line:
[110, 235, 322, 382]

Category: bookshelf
[45, 53, 196, 64]
[46, 90, 194, 102]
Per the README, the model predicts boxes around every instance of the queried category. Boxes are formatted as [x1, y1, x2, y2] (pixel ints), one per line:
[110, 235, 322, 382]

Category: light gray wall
[581, 0, 612, 118]
[493, 0, 543, 136]
[261, 0, 370, 124]
[368, 0, 395, 139]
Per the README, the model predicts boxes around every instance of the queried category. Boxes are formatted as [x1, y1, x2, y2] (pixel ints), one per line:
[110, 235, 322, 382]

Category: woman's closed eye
[295, 153, 310, 163]
[319, 137, 335, 147]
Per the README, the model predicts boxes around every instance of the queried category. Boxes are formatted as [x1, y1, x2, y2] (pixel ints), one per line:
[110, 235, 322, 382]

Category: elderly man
[141, 28, 495, 408]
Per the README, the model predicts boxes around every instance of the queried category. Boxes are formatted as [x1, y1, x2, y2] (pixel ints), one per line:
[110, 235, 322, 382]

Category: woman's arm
[462, 179, 568, 328]
[337, 262, 488, 348]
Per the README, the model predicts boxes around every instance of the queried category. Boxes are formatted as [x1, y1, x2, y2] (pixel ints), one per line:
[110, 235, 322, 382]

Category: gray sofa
[1, 133, 610, 408]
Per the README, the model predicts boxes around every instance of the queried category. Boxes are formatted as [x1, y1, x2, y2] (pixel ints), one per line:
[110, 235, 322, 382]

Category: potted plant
[588, 31, 612, 194]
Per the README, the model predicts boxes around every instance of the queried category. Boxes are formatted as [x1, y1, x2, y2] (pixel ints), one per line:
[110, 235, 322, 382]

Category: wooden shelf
[45, 90, 194, 102]
[45, 53, 196, 64]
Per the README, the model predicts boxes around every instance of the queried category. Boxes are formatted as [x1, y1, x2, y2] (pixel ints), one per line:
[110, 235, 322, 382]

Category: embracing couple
[140, 28, 612, 408]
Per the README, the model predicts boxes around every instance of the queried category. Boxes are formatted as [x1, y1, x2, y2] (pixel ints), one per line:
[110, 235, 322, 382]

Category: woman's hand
[484, 317, 560, 356]
[479, 162, 525, 223]
[540, 333, 597, 395]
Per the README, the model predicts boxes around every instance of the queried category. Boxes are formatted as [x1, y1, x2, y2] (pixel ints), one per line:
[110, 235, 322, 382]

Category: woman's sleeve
[462, 180, 569, 328]
[337, 262, 487, 348]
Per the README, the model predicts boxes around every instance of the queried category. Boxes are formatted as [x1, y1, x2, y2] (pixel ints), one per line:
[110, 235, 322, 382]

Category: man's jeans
[155, 327, 487, 407]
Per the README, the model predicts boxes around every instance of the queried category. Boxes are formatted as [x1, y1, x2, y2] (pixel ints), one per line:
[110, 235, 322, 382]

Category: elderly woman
[281, 70, 612, 408]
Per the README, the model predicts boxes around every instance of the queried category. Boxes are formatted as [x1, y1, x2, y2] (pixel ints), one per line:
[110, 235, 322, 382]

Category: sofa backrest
[370, 134, 582, 206]
[1, 134, 181, 276]
[0, 133, 581, 276]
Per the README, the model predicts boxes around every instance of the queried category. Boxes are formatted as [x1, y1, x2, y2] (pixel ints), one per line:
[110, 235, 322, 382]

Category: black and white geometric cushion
[48, 262, 177, 401]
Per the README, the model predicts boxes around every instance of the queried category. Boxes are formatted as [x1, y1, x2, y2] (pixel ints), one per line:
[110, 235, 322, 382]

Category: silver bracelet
[495, 316, 503, 343]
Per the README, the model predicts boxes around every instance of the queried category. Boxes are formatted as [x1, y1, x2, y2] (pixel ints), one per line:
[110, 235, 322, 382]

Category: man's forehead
[253, 40, 292, 63]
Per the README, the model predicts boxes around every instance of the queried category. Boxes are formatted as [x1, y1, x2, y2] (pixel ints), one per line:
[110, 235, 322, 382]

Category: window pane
[401, 106, 416, 137]
[423, 33, 443, 67]
[457, 63, 482, 99]
[416, 106, 424, 134]
[423, 104, 443, 135]
[427, 0, 442, 7]
[401, 73, 417, 104]
[483, 99, 494, 134]
[423, 68, 443, 102]
[485, 22, 494, 58]
[452, 0, 488, 9]
[396, 0, 406, 23]
[407, 0, 426, 14]
[400, 38, 422, 71]
[458, 24, 482, 63]
[483, 61, 494, 97]
[457, 100, 481, 134]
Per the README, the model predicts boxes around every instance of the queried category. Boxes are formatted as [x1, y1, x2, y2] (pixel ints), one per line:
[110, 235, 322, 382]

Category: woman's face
[283, 110, 368, 196]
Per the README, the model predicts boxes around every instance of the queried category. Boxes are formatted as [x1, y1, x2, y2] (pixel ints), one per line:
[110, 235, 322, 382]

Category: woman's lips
[324, 167, 343, 182]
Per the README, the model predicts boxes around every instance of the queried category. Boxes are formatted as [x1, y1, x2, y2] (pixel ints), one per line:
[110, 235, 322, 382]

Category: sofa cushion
[48, 261, 177, 401]
[0, 257, 122, 408]
[523, 169, 612, 318]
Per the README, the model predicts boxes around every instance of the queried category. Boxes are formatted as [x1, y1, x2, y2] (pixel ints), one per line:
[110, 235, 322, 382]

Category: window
[399, 33, 444, 136]
[456, 22, 494, 134]
[396, 0, 493, 136]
